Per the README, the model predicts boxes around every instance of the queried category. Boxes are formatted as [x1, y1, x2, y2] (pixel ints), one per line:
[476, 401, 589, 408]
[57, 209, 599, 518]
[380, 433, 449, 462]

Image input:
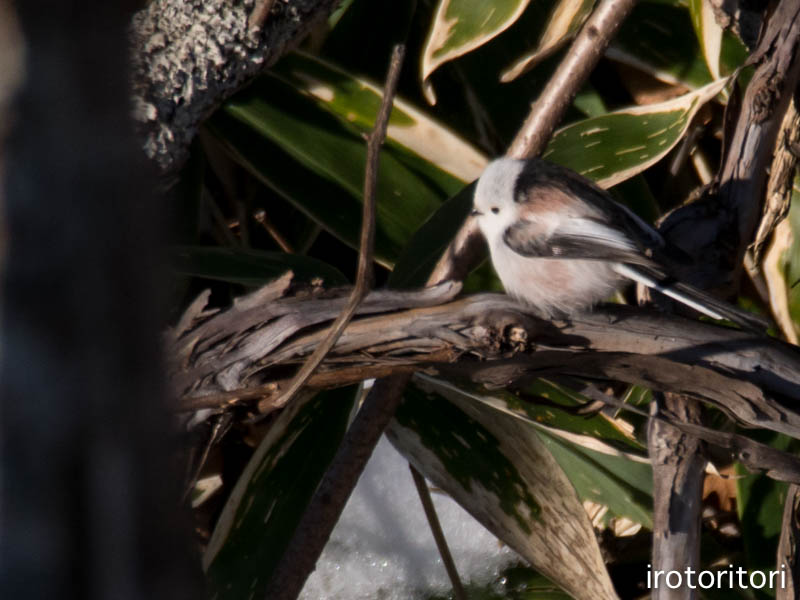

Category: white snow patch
[300, 437, 519, 600]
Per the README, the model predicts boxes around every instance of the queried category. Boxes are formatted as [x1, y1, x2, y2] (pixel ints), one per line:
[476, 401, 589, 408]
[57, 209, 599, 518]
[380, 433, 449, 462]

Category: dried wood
[171, 283, 800, 441]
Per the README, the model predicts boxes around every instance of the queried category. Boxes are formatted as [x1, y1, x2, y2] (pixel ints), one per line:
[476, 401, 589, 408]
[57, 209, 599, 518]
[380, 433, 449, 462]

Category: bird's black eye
[491, 207, 500, 214]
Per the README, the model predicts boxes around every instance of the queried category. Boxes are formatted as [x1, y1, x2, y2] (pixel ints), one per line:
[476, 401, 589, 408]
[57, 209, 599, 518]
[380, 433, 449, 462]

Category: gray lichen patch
[129, 0, 338, 173]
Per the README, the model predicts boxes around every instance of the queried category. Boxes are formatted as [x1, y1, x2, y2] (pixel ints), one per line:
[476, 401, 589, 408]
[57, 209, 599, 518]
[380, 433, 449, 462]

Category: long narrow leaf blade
[387, 378, 619, 600]
[421, 0, 533, 103]
[204, 387, 358, 599]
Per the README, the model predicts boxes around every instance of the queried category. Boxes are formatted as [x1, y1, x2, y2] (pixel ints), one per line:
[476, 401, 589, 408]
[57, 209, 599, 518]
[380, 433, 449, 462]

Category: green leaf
[483, 379, 646, 453]
[607, 2, 713, 89]
[688, 0, 723, 80]
[387, 375, 620, 600]
[272, 52, 487, 187]
[537, 431, 653, 528]
[204, 386, 358, 599]
[206, 111, 399, 265]
[501, 0, 596, 83]
[421, 0, 533, 103]
[389, 181, 476, 288]
[209, 75, 449, 267]
[171, 245, 348, 287]
[422, 376, 653, 526]
[542, 77, 729, 187]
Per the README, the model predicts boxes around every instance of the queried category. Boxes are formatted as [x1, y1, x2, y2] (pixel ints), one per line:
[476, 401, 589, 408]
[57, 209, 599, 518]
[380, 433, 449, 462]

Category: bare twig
[203, 189, 239, 247]
[253, 208, 294, 253]
[507, 0, 639, 159]
[410, 465, 468, 600]
[248, 0, 275, 31]
[262, 45, 407, 600]
[264, 45, 405, 415]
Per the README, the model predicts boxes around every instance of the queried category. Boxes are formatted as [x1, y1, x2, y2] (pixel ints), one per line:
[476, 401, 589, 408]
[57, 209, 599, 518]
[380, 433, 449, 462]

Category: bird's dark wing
[502, 217, 660, 268]
[514, 158, 666, 251]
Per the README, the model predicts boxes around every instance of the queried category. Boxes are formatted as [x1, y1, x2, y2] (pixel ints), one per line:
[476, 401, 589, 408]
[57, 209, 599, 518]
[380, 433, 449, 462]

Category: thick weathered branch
[659, 0, 800, 293]
[778, 484, 800, 600]
[171, 283, 800, 437]
[130, 0, 341, 173]
[650, 5, 800, 583]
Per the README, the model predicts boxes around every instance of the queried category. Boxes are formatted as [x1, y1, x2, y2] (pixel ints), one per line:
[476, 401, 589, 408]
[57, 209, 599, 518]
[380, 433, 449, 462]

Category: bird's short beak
[470, 209, 482, 217]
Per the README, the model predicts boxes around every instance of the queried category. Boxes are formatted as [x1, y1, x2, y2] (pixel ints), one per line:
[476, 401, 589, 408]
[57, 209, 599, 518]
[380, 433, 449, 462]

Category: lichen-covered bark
[130, 0, 340, 173]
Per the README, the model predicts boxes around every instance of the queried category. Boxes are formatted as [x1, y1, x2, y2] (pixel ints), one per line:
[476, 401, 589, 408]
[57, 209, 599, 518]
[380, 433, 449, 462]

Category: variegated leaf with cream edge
[414, 375, 654, 528]
[271, 52, 487, 185]
[421, 0, 532, 104]
[688, 0, 723, 81]
[501, 0, 597, 83]
[203, 387, 359, 600]
[542, 77, 729, 188]
[387, 376, 620, 600]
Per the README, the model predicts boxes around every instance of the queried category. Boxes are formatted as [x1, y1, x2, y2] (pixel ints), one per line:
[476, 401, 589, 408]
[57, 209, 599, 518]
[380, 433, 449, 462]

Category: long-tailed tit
[472, 157, 765, 330]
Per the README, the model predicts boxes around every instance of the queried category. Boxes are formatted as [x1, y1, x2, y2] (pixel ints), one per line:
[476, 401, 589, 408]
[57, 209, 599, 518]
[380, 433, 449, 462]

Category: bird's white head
[472, 158, 525, 244]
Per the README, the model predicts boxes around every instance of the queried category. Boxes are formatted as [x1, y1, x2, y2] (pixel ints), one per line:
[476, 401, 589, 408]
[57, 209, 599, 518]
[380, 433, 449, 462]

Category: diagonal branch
[506, 0, 639, 160]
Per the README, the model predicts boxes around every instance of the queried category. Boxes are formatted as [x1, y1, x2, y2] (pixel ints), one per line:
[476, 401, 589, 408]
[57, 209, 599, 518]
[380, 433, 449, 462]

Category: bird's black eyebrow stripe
[512, 158, 596, 203]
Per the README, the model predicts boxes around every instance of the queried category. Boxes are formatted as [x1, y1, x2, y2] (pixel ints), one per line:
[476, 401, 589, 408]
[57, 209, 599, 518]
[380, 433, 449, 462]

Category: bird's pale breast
[490, 238, 622, 317]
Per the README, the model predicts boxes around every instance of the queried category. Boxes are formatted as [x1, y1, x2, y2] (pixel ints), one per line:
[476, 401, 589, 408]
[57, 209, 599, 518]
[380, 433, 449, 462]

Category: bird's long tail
[613, 263, 769, 332]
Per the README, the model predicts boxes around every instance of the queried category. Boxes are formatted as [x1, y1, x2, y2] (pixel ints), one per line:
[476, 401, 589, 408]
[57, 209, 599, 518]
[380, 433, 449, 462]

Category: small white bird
[472, 157, 765, 330]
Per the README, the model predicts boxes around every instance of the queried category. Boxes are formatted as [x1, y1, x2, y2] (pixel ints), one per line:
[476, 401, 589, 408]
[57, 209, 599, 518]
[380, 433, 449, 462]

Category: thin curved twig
[263, 45, 405, 416]
[262, 45, 407, 600]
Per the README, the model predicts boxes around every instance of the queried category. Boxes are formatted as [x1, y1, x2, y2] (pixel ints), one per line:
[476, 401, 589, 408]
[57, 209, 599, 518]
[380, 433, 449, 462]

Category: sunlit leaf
[421, 0, 533, 104]
[537, 432, 653, 528]
[272, 52, 487, 185]
[204, 386, 358, 599]
[781, 183, 800, 334]
[387, 376, 620, 600]
[209, 76, 450, 267]
[420, 376, 654, 527]
[542, 77, 729, 187]
[688, 0, 723, 80]
[478, 378, 646, 454]
[607, 2, 712, 89]
[501, 0, 596, 83]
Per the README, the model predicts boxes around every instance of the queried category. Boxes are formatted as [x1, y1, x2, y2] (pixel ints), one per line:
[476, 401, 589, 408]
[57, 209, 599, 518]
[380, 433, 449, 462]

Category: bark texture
[130, 0, 341, 173]
[170, 278, 800, 475]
